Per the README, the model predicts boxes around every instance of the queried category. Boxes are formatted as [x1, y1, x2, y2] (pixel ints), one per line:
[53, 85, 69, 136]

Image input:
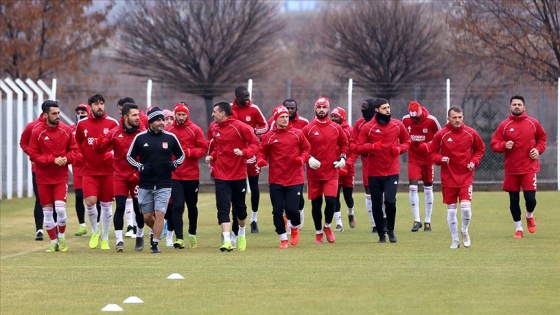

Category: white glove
[308, 156, 321, 170]
[441, 156, 450, 164]
[333, 157, 346, 169]
[467, 162, 475, 170]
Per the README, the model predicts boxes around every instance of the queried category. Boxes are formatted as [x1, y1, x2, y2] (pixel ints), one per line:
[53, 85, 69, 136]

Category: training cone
[101, 304, 123, 312]
[167, 273, 185, 280]
[123, 296, 144, 304]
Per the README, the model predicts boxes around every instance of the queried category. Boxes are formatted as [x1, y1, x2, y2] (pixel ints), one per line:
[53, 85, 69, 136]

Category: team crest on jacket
[103, 128, 109, 134]
[423, 128, 428, 133]
[246, 117, 252, 122]
[162, 142, 168, 149]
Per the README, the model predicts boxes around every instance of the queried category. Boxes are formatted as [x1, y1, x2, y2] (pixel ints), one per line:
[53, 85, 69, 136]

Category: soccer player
[127, 106, 185, 253]
[231, 86, 268, 233]
[425, 106, 485, 249]
[257, 105, 310, 249]
[70, 103, 90, 237]
[75, 93, 119, 250]
[490, 95, 547, 238]
[94, 103, 146, 252]
[330, 107, 357, 232]
[206, 101, 259, 252]
[356, 98, 411, 244]
[402, 101, 441, 232]
[302, 97, 349, 244]
[165, 103, 208, 249]
[28, 100, 78, 252]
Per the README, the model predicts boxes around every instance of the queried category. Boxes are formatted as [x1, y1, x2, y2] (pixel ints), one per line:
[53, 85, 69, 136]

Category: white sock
[316, 230, 323, 235]
[424, 186, 434, 222]
[136, 227, 144, 237]
[514, 221, 523, 231]
[460, 201, 471, 233]
[100, 202, 112, 241]
[334, 212, 342, 225]
[167, 230, 174, 240]
[43, 207, 56, 240]
[251, 211, 258, 222]
[238, 226, 246, 237]
[447, 204, 458, 240]
[54, 201, 67, 235]
[222, 231, 231, 243]
[125, 198, 134, 227]
[115, 230, 123, 242]
[86, 204, 99, 233]
[526, 212, 533, 218]
[279, 233, 288, 241]
[382, 196, 386, 218]
[324, 222, 331, 228]
[348, 207, 354, 216]
[409, 185, 420, 221]
[299, 209, 305, 228]
[80, 223, 86, 227]
[366, 194, 375, 227]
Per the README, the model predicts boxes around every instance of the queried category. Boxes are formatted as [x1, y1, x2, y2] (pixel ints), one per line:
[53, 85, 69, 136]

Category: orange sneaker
[290, 228, 300, 246]
[526, 217, 536, 233]
[324, 226, 335, 243]
[315, 233, 323, 244]
[513, 230, 524, 238]
[279, 240, 289, 249]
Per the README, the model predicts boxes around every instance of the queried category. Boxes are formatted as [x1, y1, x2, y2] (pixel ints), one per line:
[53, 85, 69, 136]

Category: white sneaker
[231, 235, 237, 249]
[450, 238, 460, 249]
[166, 238, 173, 247]
[125, 228, 134, 238]
[334, 224, 345, 232]
[461, 231, 471, 248]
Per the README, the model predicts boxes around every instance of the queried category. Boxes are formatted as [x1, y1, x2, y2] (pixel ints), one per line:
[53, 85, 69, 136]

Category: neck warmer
[375, 113, 391, 125]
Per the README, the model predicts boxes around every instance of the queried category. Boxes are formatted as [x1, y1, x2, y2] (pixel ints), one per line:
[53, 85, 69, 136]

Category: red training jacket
[232, 99, 268, 135]
[402, 106, 441, 165]
[75, 112, 119, 176]
[165, 119, 208, 181]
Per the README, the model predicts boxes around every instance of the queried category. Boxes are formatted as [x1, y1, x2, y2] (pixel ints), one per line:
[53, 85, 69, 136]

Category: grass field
[1, 191, 559, 314]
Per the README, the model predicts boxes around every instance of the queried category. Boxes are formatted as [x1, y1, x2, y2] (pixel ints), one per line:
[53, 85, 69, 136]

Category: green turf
[1, 191, 559, 314]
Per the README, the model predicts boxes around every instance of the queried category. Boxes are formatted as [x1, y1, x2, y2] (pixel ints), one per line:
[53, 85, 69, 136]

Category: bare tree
[447, 0, 559, 83]
[321, 0, 446, 100]
[0, 0, 114, 80]
[116, 0, 285, 125]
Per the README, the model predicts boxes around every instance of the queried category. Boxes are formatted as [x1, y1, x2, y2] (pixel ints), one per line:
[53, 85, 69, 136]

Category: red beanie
[272, 105, 289, 121]
[408, 101, 422, 118]
[315, 96, 330, 109]
[174, 103, 189, 116]
[331, 107, 346, 121]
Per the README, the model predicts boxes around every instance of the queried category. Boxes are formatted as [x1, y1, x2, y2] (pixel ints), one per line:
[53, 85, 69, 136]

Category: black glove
[140, 163, 151, 175]
[166, 161, 177, 171]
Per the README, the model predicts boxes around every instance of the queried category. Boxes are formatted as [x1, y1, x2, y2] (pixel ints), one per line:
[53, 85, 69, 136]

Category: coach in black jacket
[127, 106, 185, 253]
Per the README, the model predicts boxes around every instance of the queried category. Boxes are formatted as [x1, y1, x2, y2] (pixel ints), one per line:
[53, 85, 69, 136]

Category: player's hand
[441, 156, 450, 164]
[372, 141, 382, 151]
[140, 163, 151, 175]
[333, 156, 346, 169]
[391, 146, 401, 156]
[338, 165, 349, 176]
[256, 159, 268, 168]
[505, 141, 514, 150]
[467, 161, 475, 171]
[205, 156, 213, 163]
[166, 161, 178, 171]
[308, 156, 321, 169]
[295, 157, 304, 165]
[103, 152, 113, 164]
[128, 171, 140, 184]
[233, 148, 243, 156]
[419, 143, 429, 153]
[529, 148, 539, 160]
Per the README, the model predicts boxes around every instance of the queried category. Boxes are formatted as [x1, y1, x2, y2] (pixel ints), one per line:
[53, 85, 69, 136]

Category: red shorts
[503, 173, 537, 192]
[442, 185, 472, 204]
[307, 178, 338, 200]
[361, 157, 369, 187]
[38, 182, 68, 205]
[338, 175, 354, 188]
[408, 163, 434, 183]
[73, 175, 83, 190]
[247, 160, 260, 177]
[83, 175, 114, 202]
[114, 177, 139, 198]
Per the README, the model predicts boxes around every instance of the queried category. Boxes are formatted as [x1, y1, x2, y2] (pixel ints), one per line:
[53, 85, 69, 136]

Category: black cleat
[424, 222, 432, 232]
[378, 235, 386, 243]
[250, 221, 259, 233]
[135, 237, 144, 251]
[116, 241, 124, 252]
[411, 221, 422, 232]
[371, 226, 378, 234]
[35, 230, 44, 241]
[388, 231, 397, 243]
[150, 242, 161, 254]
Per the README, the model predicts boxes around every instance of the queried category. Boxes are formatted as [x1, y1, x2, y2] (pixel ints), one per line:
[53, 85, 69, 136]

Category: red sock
[47, 228, 57, 241]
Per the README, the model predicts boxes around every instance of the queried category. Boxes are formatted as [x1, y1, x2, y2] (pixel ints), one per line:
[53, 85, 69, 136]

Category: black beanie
[362, 98, 376, 122]
[147, 106, 164, 124]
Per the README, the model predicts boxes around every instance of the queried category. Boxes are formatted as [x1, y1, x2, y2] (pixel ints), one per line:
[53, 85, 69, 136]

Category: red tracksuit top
[302, 117, 349, 181]
[232, 100, 268, 135]
[490, 112, 547, 175]
[356, 117, 411, 177]
[28, 121, 78, 184]
[339, 122, 357, 176]
[258, 126, 311, 186]
[402, 107, 442, 165]
[93, 118, 145, 179]
[428, 123, 485, 188]
[165, 120, 208, 181]
[20, 116, 46, 172]
[75, 112, 119, 176]
[209, 116, 260, 181]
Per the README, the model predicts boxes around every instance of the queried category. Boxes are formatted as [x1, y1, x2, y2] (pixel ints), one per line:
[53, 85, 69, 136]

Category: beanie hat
[315, 96, 330, 109]
[75, 103, 88, 112]
[163, 109, 174, 118]
[331, 107, 346, 121]
[408, 101, 422, 118]
[147, 106, 164, 124]
[174, 103, 189, 116]
[272, 105, 289, 121]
